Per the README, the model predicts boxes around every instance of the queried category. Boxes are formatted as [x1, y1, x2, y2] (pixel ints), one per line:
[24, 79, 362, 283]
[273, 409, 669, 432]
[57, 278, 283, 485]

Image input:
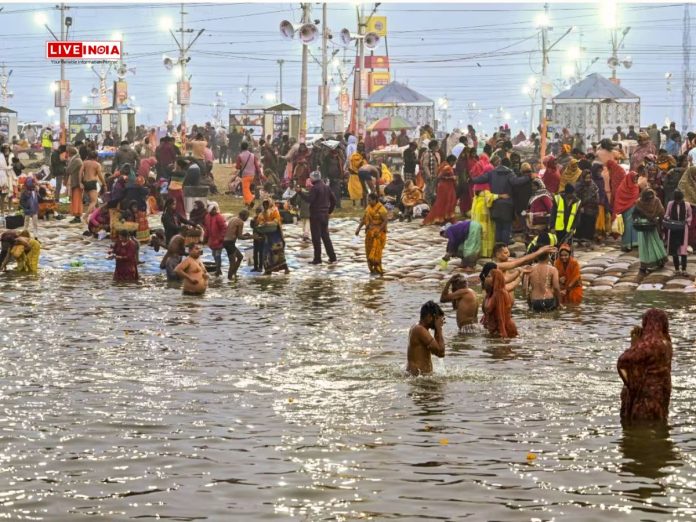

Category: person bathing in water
[525, 250, 562, 312]
[440, 274, 479, 333]
[175, 243, 209, 295]
[406, 301, 446, 376]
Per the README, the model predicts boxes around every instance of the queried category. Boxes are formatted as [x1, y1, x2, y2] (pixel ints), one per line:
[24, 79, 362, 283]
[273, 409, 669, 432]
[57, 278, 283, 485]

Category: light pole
[276, 59, 284, 103]
[522, 76, 538, 137]
[160, 4, 205, 136]
[280, 6, 317, 142]
[35, 5, 70, 145]
[0, 65, 13, 106]
[437, 96, 449, 132]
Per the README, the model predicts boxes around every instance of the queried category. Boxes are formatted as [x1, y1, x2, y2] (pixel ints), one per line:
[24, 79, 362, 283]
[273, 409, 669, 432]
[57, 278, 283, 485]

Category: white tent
[552, 73, 640, 143]
[365, 81, 435, 128]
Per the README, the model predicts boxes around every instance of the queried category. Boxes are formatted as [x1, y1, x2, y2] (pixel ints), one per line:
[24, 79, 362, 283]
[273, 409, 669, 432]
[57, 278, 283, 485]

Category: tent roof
[0, 106, 17, 113]
[366, 81, 434, 105]
[264, 102, 298, 112]
[554, 73, 639, 101]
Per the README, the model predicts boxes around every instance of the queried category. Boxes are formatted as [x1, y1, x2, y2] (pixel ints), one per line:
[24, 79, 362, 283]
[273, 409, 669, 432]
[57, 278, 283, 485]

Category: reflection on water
[0, 271, 695, 520]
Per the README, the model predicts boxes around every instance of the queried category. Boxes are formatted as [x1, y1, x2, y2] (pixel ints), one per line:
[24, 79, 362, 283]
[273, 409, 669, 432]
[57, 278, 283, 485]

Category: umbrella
[366, 116, 415, 132]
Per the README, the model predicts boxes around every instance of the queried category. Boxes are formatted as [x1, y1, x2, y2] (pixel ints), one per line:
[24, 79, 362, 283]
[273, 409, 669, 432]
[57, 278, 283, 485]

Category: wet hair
[538, 251, 550, 262]
[420, 300, 444, 321]
[451, 274, 468, 290]
[492, 242, 508, 257]
[479, 262, 498, 285]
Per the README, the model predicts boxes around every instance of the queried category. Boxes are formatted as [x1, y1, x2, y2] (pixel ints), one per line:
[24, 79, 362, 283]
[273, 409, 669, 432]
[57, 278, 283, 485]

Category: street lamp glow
[264, 92, 276, 101]
[34, 12, 48, 27]
[159, 17, 174, 32]
[130, 95, 136, 101]
[112, 32, 123, 42]
[504, 112, 511, 120]
[528, 76, 537, 86]
[522, 85, 531, 95]
[535, 12, 550, 28]
[81, 96, 88, 103]
[49, 82, 57, 93]
[167, 84, 177, 96]
[605, 0, 619, 29]
[135, 106, 141, 113]
[568, 46, 581, 60]
[46, 109, 55, 117]
[562, 64, 575, 79]
[173, 67, 182, 79]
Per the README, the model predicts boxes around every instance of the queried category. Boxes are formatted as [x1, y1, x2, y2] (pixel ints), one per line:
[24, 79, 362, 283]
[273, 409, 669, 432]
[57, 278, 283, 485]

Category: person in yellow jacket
[347, 143, 367, 207]
[41, 127, 53, 164]
[471, 188, 500, 258]
[550, 184, 581, 245]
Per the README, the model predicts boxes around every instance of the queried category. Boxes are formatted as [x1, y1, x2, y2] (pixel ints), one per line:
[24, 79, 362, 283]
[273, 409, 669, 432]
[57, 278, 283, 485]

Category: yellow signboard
[369, 71, 391, 94]
[367, 16, 387, 37]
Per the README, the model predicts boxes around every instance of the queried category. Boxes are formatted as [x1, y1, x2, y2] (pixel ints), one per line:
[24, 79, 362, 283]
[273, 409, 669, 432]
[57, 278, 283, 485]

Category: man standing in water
[302, 170, 337, 265]
[440, 274, 479, 332]
[175, 243, 209, 295]
[526, 251, 562, 312]
[406, 301, 446, 376]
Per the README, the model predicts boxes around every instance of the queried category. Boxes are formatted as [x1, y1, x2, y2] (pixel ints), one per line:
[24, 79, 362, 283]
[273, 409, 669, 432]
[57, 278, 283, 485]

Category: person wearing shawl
[664, 189, 692, 276]
[554, 243, 582, 304]
[257, 197, 290, 275]
[454, 147, 474, 215]
[606, 160, 626, 208]
[482, 268, 518, 338]
[471, 185, 498, 258]
[441, 220, 482, 269]
[527, 177, 553, 233]
[662, 155, 687, 205]
[617, 308, 672, 426]
[559, 158, 581, 192]
[291, 143, 311, 188]
[513, 162, 534, 225]
[347, 142, 367, 206]
[591, 162, 611, 239]
[633, 189, 668, 274]
[676, 165, 696, 248]
[613, 170, 640, 251]
[400, 180, 424, 221]
[574, 170, 599, 243]
[423, 155, 458, 225]
[541, 155, 561, 194]
[356, 192, 388, 275]
[630, 132, 657, 171]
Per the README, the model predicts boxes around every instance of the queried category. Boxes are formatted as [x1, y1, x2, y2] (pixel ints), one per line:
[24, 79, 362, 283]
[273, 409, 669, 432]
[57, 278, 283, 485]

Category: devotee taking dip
[110, 230, 138, 282]
[175, 243, 209, 295]
[406, 300, 446, 376]
[440, 274, 479, 332]
[481, 268, 518, 338]
[554, 243, 583, 304]
[525, 250, 562, 312]
[356, 192, 388, 276]
[617, 308, 672, 426]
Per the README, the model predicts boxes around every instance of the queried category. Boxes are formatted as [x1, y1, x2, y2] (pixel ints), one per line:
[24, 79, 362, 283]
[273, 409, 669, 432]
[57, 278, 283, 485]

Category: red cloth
[138, 157, 157, 178]
[541, 156, 560, 194]
[168, 188, 186, 218]
[204, 212, 227, 249]
[374, 131, 387, 149]
[470, 154, 492, 192]
[617, 308, 672, 424]
[607, 160, 626, 207]
[113, 239, 139, 281]
[612, 171, 640, 218]
[423, 164, 458, 225]
[483, 269, 518, 338]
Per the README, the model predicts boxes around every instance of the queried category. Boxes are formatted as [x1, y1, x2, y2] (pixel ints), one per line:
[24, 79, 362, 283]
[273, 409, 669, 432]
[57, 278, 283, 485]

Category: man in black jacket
[470, 157, 531, 245]
[403, 142, 418, 182]
[50, 144, 67, 202]
[112, 140, 139, 174]
[301, 170, 337, 265]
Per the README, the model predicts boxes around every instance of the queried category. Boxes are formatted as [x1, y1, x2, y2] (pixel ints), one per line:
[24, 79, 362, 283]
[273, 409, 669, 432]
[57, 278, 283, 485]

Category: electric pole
[682, 3, 694, 133]
[320, 2, 329, 126]
[59, 3, 67, 145]
[299, 3, 310, 142]
[277, 59, 284, 103]
[356, 3, 366, 137]
[240, 75, 256, 106]
[539, 3, 549, 158]
[0, 65, 13, 106]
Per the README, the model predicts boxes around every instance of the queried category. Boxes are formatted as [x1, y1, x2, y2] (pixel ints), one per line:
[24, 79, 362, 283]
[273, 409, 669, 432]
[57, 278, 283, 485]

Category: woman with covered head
[554, 244, 582, 304]
[664, 189, 692, 276]
[355, 192, 388, 275]
[612, 170, 641, 252]
[541, 155, 560, 194]
[481, 268, 518, 338]
[676, 165, 696, 248]
[634, 188, 668, 274]
[574, 170, 599, 243]
[617, 308, 672, 426]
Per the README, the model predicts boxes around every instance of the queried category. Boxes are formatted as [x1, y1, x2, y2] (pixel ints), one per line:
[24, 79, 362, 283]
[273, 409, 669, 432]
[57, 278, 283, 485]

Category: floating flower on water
[526, 452, 537, 461]
[439, 438, 448, 445]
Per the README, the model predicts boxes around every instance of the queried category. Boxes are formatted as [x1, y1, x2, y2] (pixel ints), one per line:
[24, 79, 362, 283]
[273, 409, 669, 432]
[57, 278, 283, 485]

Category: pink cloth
[203, 212, 228, 249]
[470, 154, 493, 192]
[204, 147, 214, 163]
[138, 157, 157, 178]
[236, 150, 259, 178]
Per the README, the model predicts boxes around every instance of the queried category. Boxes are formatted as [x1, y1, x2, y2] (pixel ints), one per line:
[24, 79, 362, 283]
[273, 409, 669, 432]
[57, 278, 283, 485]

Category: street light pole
[277, 59, 284, 103]
[178, 3, 187, 132]
[59, 3, 67, 145]
[356, 4, 366, 137]
[299, 3, 310, 142]
[321, 2, 329, 125]
[539, 3, 549, 159]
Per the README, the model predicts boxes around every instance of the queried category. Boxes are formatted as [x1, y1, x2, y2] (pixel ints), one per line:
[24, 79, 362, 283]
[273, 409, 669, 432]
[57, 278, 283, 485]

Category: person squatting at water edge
[406, 300, 446, 376]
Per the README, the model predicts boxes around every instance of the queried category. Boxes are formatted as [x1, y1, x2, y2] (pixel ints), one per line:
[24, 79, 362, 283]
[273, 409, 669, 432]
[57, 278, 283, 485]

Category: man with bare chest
[175, 243, 209, 295]
[440, 274, 479, 333]
[406, 301, 446, 376]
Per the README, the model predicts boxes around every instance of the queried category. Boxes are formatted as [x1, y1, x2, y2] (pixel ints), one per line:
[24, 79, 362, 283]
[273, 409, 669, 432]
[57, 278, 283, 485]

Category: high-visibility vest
[554, 195, 579, 232]
[527, 232, 558, 254]
[41, 131, 52, 149]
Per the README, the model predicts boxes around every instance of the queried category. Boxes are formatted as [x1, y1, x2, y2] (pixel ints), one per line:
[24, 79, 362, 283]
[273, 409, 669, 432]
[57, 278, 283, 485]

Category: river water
[0, 270, 694, 521]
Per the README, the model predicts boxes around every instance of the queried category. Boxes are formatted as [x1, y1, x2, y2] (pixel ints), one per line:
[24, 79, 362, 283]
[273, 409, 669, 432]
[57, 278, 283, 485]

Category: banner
[366, 16, 387, 36]
[339, 91, 350, 113]
[113, 80, 128, 106]
[177, 81, 191, 105]
[355, 55, 390, 70]
[54, 80, 70, 107]
[369, 71, 390, 95]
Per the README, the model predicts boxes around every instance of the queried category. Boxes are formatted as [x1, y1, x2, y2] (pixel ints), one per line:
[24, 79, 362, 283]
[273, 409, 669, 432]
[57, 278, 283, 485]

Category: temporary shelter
[365, 81, 434, 128]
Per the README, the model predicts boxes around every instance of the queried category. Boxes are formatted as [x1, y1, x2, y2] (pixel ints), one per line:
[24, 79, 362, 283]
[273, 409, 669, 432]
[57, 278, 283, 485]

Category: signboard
[355, 55, 390, 70]
[46, 40, 122, 61]
[369, 71, 390, 95]
[0, 115, 9, 138]
[68, 112, 102, 142]
[113, 80, 128, 106]
[339, 91, 350, 113]
[54, 80, 70, 107]
[177, 81, 191, 106]
[354, 70, 369, 99]
[366, 16, 387, 36]
[229, 112, 264, 138]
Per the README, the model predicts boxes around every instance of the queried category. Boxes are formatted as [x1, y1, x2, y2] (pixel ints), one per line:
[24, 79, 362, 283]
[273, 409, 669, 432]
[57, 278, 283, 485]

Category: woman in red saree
[111, 229, 139, 282]
[617, 308, 672, 425]
[292, 143, 311, 187]
[423, 155, 458, 225]
[482, 268, 518, 338]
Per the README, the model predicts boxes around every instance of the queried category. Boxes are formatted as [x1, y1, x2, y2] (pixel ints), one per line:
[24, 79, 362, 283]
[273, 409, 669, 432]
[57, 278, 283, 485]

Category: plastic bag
[611, 214, 624, 235]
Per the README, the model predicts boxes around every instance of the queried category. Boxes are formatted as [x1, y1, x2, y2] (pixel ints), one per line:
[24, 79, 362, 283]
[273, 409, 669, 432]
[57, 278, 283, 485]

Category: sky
[0, 1, 694, 133]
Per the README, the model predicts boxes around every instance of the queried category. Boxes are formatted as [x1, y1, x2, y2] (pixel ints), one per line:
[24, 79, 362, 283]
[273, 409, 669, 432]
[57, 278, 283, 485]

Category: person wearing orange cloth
[423, 155, 458, 225]
[66, 146, 84, 223]
[554, 243, 583, 304]
[236, 141, 262, 208]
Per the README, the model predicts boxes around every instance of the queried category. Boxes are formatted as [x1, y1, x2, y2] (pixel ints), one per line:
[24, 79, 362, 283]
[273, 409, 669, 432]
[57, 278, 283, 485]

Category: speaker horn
[280, 20, 298, 39]
[299, 23, 318, 44]
[163, 55, 174, 71]
[622, 56, 633, 69]
[340, 28, 354, 46]
[607, 56, 619, 69]
[364, 32, 380, 49]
